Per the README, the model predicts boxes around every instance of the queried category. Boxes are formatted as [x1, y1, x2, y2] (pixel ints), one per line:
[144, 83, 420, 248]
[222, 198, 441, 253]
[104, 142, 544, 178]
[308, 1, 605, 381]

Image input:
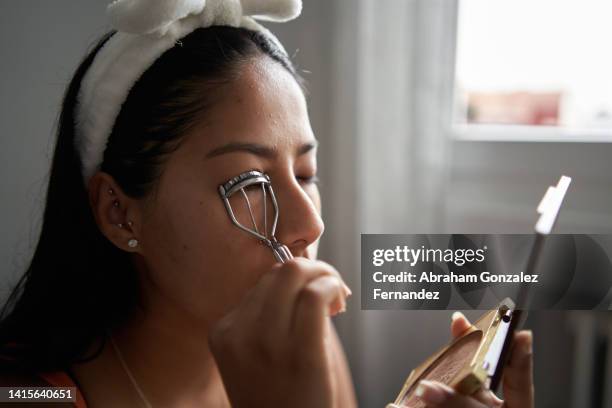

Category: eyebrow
[205, 139, 318, 159]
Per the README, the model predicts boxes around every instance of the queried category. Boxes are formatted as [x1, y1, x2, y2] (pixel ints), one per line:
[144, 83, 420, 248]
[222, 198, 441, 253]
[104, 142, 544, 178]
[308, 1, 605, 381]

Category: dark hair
[0, 26, 304, 374]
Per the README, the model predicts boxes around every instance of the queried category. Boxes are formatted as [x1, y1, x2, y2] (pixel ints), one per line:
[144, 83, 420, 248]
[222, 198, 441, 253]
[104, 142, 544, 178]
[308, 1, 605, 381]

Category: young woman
[0, 1, 534, 407]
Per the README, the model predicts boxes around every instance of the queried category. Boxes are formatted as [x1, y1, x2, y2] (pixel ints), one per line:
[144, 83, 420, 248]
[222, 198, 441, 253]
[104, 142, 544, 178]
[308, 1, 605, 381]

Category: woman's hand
[415, 312, 534, 408]
[207, 258, 351, 408]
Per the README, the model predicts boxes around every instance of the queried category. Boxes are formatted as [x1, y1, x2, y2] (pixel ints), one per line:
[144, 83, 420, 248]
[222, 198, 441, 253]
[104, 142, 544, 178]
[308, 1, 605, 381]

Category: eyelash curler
[218, 170, 293, 263]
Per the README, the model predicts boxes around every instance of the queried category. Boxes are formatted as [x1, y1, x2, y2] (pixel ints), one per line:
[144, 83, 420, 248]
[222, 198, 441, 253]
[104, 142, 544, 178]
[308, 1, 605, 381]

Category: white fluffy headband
[75, 0, 302, 186]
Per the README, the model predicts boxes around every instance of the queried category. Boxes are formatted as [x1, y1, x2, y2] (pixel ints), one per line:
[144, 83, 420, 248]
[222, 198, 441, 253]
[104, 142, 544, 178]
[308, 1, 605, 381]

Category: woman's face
[133, 56, 324, 325]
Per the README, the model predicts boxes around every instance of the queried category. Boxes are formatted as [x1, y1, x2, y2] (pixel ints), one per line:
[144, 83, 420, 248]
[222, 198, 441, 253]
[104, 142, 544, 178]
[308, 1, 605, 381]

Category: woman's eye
[296, 175, 320, 185]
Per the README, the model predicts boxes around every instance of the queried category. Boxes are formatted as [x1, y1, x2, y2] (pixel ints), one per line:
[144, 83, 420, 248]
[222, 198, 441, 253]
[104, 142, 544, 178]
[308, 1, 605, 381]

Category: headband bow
[108, 0, 302, 35]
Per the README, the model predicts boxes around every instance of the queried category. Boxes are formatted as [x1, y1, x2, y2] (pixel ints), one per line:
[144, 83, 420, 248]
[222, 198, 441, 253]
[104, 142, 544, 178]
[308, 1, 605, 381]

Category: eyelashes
[296, 175, 320, 185]
[229, 168, 320, 186]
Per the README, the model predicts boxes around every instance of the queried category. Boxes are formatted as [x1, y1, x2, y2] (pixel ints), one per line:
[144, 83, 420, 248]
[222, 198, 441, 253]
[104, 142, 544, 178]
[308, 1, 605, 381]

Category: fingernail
[331, 307, 346, 316]
[415, 380, 450, 404]
[492, 394, 505, 406]
[330, 296, 347, 316]
[338, 295, 347, 314]
[343, 283, 352, 297]
[451, 311, 465, 321]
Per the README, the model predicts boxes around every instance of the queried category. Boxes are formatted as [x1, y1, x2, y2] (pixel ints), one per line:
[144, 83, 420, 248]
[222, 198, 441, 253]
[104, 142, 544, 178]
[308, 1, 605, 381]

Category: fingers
[261, 259, 350, 333]
[444, 313, 534, 408]
[209, 260, 352, 373]
[292, 274, 346, 349]
[415, 380, 496, 408]
[208, 261, 347, 408]
[502, 330, 534, 408]
[470, 389, 504, 407]
[450, 311, 473, 339]
[228, 263, 283, 325]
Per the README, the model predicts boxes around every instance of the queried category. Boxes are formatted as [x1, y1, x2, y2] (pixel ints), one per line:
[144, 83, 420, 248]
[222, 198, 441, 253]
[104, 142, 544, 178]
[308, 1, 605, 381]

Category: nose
[272, 176, 324, 256]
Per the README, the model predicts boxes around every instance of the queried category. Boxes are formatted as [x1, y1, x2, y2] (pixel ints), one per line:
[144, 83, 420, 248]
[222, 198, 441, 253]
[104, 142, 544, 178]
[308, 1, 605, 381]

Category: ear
[87, 171, 143, 252]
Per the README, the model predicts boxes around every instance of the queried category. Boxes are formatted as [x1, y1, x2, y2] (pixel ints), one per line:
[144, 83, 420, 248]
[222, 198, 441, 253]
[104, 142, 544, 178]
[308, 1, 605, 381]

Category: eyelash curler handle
[268, 239, 293, 263]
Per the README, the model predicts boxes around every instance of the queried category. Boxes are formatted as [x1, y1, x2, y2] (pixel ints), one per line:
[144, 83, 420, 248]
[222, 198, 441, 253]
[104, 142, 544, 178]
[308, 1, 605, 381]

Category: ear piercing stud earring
[107, 189, 138, 249]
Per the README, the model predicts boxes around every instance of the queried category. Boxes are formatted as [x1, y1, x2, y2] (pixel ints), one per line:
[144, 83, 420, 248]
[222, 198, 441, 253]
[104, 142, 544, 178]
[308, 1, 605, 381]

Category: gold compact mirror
[388, 298, 518, 408]
[387, 175, 571, 408]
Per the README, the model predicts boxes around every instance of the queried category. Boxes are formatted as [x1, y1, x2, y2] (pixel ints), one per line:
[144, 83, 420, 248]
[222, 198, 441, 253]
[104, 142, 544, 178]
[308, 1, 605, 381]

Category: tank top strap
[37, 370, 88, 408]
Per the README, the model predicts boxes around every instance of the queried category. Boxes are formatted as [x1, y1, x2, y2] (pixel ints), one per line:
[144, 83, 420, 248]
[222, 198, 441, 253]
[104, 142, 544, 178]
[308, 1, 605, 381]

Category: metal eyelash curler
[218, 170, 293, 263]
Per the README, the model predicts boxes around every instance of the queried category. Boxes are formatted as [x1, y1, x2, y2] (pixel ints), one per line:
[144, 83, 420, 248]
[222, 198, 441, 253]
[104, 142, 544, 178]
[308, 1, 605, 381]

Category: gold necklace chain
[109, 332, 154, 408]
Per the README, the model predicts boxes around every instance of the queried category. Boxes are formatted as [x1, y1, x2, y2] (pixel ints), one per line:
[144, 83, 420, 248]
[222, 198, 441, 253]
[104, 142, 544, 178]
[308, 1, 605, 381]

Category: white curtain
[320, 1, 457, 406]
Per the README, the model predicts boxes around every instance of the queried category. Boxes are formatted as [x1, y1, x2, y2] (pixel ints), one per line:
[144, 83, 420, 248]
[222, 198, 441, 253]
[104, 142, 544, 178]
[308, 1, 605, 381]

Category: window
[454, 0, 612, 141]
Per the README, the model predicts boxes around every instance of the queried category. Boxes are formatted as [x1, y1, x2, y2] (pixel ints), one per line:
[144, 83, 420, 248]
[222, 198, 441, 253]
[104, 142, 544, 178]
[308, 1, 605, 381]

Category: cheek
[138, 187, 280, 321]
[144, 192, 218, 264]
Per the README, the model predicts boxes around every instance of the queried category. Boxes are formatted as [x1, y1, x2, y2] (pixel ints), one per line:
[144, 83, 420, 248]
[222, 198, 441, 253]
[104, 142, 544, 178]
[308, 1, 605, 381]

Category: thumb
[451, 311, 473, 339]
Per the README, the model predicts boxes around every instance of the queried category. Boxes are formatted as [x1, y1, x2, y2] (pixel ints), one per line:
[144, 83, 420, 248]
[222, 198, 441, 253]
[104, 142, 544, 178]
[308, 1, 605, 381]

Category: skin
[66, 55, 534, 407]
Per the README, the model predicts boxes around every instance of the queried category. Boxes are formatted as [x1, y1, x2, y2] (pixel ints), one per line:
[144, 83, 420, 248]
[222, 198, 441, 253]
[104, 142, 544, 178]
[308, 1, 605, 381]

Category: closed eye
[297, 175, 320, 185]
